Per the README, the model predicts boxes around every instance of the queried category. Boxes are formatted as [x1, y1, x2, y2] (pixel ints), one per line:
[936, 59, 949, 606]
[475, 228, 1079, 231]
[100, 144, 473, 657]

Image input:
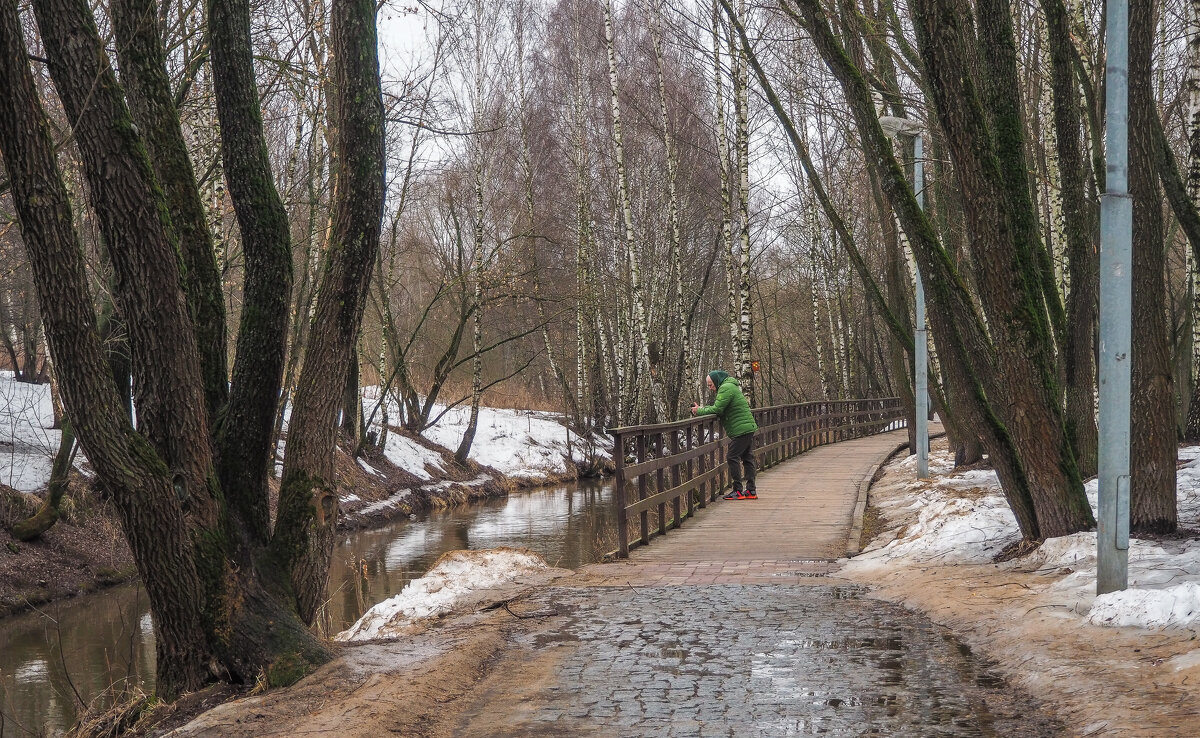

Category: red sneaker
[724, 490, 747, 500]
[744, 490, 758, 500]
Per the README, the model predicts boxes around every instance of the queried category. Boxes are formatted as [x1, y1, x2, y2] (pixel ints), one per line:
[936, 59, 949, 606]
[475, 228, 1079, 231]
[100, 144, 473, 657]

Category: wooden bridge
[607, 398, 909, 561]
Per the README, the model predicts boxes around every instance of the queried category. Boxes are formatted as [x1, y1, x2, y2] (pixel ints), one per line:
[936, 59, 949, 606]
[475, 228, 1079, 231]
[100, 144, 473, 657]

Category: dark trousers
[727, 432, 757, 491]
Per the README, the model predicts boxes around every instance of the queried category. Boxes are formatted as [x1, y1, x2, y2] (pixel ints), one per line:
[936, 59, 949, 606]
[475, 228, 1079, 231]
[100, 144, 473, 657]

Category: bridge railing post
[772, 408, 781, 466]
[790, 405, 798, 459]
[691, 424, 700, 511]
[669, 429, 682, 529]
[718, 424, 728, 496]
[637, 432, 649, 546]
[613, 430, 628, 558]
[655, 431, 667, 536]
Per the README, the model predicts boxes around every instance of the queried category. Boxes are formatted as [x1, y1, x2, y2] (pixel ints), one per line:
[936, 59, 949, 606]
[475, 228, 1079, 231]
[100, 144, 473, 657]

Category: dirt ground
[0, 481, 136, 618]
[159, 569, 575, 738]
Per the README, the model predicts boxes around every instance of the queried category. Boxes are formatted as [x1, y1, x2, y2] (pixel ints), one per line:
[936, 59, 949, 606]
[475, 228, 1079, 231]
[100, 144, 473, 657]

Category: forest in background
[2, 0, 915, 443]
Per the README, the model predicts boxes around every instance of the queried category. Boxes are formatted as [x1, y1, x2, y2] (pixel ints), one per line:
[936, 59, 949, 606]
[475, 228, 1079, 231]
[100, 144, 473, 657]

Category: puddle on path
[457, 582, 1062, 737]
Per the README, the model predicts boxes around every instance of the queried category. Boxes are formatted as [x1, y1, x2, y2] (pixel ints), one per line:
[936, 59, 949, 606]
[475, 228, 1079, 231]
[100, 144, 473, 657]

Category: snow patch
[356, 490, 413, 517]
[366, 392, 607, 480]
[335, 548, 549, 641]
[1088, 583, 1200, 629]
[1168, 649, 1200, 672]
[0, 371, 607, 497]
[848, 445, 1200, 631]
[381, 432, 444, 481]
[0, 372, 80, 492]
[356, 458, 387, 478]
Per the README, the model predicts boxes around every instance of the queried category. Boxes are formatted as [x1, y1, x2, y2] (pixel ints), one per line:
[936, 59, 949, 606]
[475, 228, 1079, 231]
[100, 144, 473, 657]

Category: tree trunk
[455, 293, 484, 465]
[1040, 0, 1099, 478]
[732, 0, 754, 404]
[111, 0, 228, 421]
[1184, 0, 1200, 441]
[0, 0, 215, 693]
[651, 1, 688, 417]
[342, 343, 364, 445]
[273, 0, 385, 623]
[97, 285, 134, 423]
[1128, 0, 1177, 532]
[604, 0, 667, 423]
[3, 0, 339, 699]
[457, 46, 487, 466]
[32, 0, 216, 514]
[209, 0, 296, 543]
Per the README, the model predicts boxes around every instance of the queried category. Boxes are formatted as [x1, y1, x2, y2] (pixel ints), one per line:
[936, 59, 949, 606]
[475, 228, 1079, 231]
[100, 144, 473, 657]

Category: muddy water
[0, 479, 616, 735]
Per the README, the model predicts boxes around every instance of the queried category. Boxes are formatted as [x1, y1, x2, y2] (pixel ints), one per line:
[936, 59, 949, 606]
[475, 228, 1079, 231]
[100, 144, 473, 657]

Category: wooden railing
[607, 397, 907, 558]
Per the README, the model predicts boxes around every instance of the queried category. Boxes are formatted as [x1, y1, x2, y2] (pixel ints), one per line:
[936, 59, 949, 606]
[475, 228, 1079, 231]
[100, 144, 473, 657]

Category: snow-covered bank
[844, 439, 1200, 736]
[335, 548, 561, 641]
[0, 372, 68, 492]
[337, 389, 610, 527]
[361, 386, 609, 484]
[0, 368, 608, 527]
[845, 444, 1200, 629]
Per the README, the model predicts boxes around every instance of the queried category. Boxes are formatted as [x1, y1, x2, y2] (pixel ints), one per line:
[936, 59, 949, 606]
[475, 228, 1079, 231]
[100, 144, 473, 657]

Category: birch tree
[604, 0, 667, 422]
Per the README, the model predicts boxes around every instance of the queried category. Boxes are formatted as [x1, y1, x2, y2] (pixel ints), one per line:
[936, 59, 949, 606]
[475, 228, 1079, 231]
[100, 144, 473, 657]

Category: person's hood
[708, 370, 731, 388]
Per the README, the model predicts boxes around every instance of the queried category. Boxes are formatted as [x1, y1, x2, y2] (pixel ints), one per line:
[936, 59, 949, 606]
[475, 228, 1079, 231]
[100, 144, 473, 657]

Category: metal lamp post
[880, 115, 929, 479]
[1097, 0, 1131, 594]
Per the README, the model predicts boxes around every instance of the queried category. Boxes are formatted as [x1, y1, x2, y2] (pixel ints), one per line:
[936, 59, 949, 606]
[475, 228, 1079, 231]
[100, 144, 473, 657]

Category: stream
[0, 478, 617, 736]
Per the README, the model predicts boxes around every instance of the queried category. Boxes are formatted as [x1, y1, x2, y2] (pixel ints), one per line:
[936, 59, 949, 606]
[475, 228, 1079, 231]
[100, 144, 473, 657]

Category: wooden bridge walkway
[627, 427, 912, 563]
[582, 425, 925, 586]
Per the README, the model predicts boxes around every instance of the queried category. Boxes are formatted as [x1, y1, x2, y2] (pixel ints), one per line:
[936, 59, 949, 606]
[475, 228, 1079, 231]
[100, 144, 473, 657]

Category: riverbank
[0, 481, 137, 619]
[0, 372, 609, 621]
[0, 421, 607, 622]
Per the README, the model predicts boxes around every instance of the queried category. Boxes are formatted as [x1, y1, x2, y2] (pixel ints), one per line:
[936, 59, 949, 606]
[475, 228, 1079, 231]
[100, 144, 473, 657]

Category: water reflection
[0, 583, 154, 736]
[0, 478, 614, 735]
[325, 479, 616, 633]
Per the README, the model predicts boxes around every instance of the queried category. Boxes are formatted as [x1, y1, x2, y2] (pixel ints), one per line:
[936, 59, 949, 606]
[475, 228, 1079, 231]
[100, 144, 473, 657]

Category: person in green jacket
[691, 370, 759, 500]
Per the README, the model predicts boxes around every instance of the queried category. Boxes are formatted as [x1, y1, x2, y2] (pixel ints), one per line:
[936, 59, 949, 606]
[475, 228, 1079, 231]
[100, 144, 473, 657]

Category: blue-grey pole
[1098, 0, 1131, 594]
[914, 134, 929, 478]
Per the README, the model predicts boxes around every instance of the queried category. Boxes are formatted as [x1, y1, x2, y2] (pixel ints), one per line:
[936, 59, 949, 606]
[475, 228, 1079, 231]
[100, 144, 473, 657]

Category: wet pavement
[453, 581, 1063, 737]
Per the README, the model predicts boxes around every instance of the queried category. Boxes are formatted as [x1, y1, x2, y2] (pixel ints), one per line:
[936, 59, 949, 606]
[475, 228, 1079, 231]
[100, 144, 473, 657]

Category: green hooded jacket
[696, 371, 758, 437]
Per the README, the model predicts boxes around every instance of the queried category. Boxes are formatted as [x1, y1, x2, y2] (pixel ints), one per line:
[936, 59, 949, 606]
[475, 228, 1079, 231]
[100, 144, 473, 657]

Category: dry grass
[858, 502, 886, 551]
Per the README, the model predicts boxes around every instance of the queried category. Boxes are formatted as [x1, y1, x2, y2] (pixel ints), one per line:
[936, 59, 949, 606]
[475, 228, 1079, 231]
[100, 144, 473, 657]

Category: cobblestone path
[450, 429, 1062, 737]
[452, 582, 1061, 737]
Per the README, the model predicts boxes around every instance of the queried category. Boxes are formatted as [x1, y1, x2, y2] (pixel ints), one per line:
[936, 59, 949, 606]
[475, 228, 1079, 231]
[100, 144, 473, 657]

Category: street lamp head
[878, 115, 923, 139]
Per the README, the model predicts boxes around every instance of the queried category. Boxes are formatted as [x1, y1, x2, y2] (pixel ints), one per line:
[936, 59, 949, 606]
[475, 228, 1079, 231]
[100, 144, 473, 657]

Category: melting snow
[1088, 583, 1200, 628]
[0, 372, 69, 492]
[356, 458, 387, 478]
[0, 371, 605, 498]
[848, 445, 1200, 631]
[335, 548, 549, 641]
[380, 431, 444, 481]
